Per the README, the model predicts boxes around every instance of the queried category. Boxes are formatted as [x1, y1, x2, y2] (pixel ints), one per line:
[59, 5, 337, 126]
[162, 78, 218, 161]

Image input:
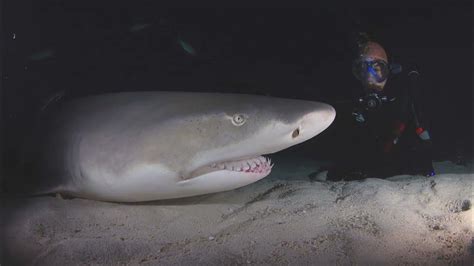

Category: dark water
[1, 2, 472, 183]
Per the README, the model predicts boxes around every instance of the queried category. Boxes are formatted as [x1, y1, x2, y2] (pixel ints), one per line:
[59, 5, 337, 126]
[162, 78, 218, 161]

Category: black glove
[352, 108, 367, 124]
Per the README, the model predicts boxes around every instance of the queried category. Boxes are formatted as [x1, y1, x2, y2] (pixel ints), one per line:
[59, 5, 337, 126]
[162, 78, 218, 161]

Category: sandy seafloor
[1, 152, 473, 265]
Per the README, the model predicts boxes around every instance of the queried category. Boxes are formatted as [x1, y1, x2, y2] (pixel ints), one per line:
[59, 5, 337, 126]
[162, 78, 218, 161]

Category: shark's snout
[292, 102, 336, 142]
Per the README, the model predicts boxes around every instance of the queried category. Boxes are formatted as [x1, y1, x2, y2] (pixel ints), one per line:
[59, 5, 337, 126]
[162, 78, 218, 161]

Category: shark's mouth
[187, 156, 274, 179]
[211, 156, 273, 174]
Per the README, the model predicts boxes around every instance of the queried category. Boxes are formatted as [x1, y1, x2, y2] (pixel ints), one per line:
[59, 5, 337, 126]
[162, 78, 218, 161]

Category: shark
[19, 91, 335, 202]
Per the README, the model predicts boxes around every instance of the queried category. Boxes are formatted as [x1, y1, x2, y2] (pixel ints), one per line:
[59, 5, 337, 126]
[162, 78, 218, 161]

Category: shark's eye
[232, 113, 247, 126]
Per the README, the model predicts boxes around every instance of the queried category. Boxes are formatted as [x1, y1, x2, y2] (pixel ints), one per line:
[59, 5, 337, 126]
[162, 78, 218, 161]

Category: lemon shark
[19, 91, 335, 202]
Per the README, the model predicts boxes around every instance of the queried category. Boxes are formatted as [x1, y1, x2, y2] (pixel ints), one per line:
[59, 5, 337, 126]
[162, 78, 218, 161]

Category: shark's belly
[66, 163, 267, 202]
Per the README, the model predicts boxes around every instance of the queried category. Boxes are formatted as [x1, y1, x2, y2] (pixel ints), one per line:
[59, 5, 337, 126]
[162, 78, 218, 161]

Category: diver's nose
[294, 102, 336, 140]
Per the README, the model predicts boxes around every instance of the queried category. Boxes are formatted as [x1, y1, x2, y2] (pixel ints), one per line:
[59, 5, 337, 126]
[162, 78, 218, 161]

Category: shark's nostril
[292, 128, 300, 138]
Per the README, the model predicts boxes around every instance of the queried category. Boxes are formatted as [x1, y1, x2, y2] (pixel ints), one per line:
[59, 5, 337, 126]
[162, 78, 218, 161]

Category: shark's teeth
[209, 156, 272, 174]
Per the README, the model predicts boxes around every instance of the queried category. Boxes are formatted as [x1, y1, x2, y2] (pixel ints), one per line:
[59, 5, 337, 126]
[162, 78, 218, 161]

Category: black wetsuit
[328, 70, 435, 180]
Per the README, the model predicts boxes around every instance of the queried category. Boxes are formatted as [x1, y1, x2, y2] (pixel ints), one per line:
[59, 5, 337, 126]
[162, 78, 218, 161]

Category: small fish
[29, 49, 55, 61]
[41, 90, 65, 111]
[129, 23, 151, 32]
[178, 39, 197, 56]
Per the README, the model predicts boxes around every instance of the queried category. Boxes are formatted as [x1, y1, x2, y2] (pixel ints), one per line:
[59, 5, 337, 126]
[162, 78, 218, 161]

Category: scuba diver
[327, 33, 435, 181]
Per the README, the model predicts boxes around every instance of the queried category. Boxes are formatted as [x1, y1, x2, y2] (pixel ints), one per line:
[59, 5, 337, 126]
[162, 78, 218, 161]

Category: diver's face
[363, 59, 388, 92]
[353, 58, 389, 93]
[364, 79, 387, 93]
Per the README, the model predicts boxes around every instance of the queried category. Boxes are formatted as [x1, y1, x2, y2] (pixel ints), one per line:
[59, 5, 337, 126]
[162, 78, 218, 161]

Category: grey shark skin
[27, 91, 335, 202]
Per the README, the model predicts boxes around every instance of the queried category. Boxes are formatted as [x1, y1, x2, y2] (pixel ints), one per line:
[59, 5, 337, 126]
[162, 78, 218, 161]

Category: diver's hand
[352, 110, 366, 123]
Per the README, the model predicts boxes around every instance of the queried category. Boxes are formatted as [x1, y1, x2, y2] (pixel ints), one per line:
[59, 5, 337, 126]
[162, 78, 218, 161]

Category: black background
[1, 1, 472, 166]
